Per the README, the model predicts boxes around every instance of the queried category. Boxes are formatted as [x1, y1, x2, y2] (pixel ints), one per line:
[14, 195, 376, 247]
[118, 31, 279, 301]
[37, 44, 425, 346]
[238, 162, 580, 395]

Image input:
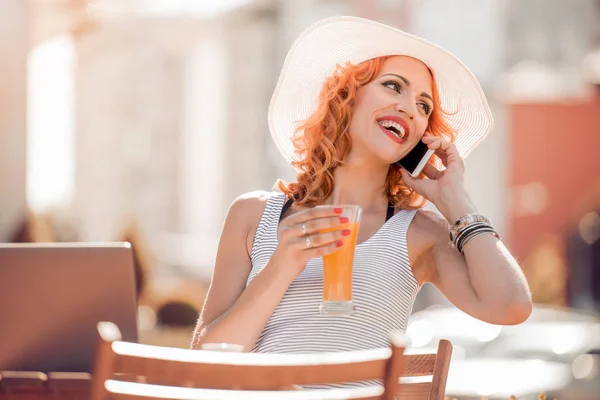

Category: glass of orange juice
[318, 205, 362, 316]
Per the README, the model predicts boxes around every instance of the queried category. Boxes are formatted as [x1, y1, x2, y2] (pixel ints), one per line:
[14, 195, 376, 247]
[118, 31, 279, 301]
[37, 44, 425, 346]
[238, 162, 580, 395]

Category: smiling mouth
[377, 120, 406, 139]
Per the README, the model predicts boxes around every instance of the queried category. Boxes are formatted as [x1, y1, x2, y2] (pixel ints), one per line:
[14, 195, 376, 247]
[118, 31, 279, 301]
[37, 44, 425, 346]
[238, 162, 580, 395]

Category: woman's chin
[374, 151, 402, 165]
[371, 146, 407, 165]
[347, 143, 403, 167]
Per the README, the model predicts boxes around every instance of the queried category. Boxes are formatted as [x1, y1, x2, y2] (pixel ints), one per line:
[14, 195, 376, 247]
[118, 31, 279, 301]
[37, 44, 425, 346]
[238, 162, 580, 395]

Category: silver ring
[305, 235, 312, 249]
[301, 222, 307, 235]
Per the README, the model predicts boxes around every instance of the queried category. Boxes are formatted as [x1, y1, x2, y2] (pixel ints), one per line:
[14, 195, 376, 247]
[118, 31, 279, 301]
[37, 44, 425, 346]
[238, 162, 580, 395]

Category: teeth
[377, 120, 405, 138]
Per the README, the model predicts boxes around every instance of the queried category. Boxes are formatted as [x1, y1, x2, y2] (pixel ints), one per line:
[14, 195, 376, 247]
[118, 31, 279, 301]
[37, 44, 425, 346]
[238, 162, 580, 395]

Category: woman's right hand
[273, 206, 351, 279]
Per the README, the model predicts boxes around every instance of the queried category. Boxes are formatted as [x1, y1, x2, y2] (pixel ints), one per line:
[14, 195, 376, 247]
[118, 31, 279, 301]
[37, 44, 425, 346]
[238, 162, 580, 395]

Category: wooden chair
[91, 322, 452, 400]
[90, 321, 406, 400]
[399, 339, 453, 400]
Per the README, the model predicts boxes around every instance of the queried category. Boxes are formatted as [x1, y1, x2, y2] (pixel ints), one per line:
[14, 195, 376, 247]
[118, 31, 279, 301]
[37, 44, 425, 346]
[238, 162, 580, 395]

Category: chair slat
[0, 371, 47, 388]
[106, 380, 385, 400]
[396, 381, 431, 400]
[403, 354, 437, 377]
[112, 342, 391, 366]
[47, 372, 92, 390]
[117, 353, 389, 389]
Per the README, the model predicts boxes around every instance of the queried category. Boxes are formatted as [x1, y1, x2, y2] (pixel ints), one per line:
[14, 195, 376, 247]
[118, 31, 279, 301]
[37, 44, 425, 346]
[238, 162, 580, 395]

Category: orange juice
[316, 204, 362, 316]
[321, 222, 359, 302]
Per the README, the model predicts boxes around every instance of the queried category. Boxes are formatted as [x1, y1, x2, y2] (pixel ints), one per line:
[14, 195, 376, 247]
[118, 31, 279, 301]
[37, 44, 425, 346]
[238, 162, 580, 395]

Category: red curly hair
[276, 56, 456, 209]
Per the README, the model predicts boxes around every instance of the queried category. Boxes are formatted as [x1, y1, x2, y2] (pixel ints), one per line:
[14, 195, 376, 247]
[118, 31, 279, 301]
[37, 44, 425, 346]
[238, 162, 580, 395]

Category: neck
[323, 154, 390, 213]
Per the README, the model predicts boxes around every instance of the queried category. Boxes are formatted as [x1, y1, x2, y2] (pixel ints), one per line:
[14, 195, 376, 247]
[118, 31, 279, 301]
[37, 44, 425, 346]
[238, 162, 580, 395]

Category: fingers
[422, 164, 442, 180]
[285, 206, 342, 226]
[284, 227, 349, 258]
[278, 205, 353, 253]
[279, 207, 347, 242]
[400, 168, 434, 198]
[290, 215, 348, 237]
[303, 228, 350, 248]
[421, 135, 464, 168]
[305, 239, 345, 258]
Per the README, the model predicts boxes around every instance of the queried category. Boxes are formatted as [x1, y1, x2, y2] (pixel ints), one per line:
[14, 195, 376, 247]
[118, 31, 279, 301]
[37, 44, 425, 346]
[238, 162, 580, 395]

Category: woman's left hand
[400, 133, 475, 222]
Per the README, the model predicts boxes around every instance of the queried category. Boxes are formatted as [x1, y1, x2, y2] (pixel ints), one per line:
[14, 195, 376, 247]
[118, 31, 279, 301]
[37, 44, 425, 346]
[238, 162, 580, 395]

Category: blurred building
[2, 0, 600, 313]
[0, 1, 28, 241]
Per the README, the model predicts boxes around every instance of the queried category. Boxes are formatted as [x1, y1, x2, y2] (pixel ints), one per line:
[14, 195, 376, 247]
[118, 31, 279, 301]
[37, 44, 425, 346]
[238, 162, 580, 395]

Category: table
[0, 371, 90, 400]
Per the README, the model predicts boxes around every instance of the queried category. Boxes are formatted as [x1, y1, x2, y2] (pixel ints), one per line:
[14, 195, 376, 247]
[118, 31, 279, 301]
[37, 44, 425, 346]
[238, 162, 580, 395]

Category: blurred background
[1, 0, 600, 398]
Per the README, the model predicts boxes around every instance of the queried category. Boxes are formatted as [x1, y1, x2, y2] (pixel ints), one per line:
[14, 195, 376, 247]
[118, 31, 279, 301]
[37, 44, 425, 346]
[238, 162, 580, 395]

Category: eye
[419, 102, 432, 115]
[382, 80, 402, 93]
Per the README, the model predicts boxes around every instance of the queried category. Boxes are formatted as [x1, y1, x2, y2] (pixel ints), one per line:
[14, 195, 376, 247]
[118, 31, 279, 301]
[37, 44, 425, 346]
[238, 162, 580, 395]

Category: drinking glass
[318, 205, 362, 316]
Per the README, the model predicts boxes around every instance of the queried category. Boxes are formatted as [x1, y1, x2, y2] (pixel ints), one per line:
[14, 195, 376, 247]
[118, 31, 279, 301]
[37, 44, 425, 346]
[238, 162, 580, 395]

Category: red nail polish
[336, 241, 344, 247]
[340, 217, 349, 223]
[342, 229, 351, 236]
[334, 208, 343, 214]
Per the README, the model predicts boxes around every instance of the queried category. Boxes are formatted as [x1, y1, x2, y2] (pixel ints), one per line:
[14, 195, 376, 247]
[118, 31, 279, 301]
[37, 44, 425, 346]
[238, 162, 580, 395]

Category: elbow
[191, 326, 252, 352]
[477, 297, 533, 326]
[498, 299, 533, 325]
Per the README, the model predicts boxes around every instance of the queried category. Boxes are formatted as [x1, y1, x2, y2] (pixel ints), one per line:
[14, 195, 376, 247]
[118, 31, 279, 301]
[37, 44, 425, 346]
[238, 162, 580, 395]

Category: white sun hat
[268, 16, 494, 169]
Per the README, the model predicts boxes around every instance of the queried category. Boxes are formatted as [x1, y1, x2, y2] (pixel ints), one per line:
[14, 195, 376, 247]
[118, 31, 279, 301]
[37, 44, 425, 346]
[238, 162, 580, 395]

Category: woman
[191, 16, 532, 354]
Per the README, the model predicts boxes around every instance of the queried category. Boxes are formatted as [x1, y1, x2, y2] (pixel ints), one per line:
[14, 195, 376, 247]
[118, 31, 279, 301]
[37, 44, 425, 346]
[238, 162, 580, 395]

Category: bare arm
[191, 193, 347, 351]
[403, 135, 532, 325]
[190, 193, 295, 351]
[414, 203, 532, 325]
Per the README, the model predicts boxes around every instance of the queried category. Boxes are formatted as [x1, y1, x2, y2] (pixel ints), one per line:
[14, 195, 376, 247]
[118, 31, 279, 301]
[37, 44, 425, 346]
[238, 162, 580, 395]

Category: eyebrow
[381, 73, 433, 103]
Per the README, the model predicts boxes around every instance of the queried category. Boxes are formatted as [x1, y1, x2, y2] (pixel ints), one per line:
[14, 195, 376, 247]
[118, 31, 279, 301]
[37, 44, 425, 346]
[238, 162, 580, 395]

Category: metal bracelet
[453, 222, 490, 247]
[449, 213, 490, 242]
[457, 224, 495, 250]
[458, 228, 499, 254]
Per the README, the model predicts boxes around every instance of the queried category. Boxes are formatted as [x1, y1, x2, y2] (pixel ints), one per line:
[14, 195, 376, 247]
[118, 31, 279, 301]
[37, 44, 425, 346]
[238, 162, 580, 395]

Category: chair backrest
[90, 322, 407, 400]
[398, 339, 453, 400]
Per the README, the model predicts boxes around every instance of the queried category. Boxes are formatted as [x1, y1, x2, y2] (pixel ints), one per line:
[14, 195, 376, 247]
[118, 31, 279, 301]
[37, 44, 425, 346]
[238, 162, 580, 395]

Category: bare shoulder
[230, 190, 272, 215]
[228, 190, 276, 222]
[230, 190, 281, 256]
[407, 208, 451, 284]
[411, 208, 451, 243]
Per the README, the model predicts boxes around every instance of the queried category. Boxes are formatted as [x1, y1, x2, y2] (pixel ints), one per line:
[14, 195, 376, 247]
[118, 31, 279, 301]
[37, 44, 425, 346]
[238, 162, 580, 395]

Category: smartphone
[396, 140, 435, 178]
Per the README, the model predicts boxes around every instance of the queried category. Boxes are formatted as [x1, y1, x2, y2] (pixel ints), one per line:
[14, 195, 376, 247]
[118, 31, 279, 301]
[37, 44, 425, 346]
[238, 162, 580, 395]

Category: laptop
[0, 242, 138, 373]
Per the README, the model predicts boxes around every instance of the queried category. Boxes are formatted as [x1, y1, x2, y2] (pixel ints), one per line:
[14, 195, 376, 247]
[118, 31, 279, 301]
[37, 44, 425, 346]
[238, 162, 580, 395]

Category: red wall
[508, 97, 600, 262]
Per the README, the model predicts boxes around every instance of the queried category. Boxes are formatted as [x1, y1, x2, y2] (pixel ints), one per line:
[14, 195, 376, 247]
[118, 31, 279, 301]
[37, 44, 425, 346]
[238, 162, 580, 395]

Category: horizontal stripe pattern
[248, 193, 421, 360]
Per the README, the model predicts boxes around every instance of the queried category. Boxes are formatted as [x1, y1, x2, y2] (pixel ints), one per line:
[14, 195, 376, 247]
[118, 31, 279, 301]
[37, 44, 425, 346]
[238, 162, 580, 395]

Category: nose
[394, 99, 417, 120]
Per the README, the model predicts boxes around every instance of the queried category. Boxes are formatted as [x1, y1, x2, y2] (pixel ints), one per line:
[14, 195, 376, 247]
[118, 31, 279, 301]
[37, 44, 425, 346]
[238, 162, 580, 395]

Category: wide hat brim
[268, 16, 494, 169]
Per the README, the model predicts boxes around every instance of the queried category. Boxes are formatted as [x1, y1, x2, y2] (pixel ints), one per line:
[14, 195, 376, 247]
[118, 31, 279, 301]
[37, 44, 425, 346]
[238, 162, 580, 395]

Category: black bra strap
[279, 197, 294, 222]
[386, 201, 395, 222]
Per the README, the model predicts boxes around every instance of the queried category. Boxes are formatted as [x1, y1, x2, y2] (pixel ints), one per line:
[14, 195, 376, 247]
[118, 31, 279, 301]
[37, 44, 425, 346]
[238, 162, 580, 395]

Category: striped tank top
[247, 192, 422, 354]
